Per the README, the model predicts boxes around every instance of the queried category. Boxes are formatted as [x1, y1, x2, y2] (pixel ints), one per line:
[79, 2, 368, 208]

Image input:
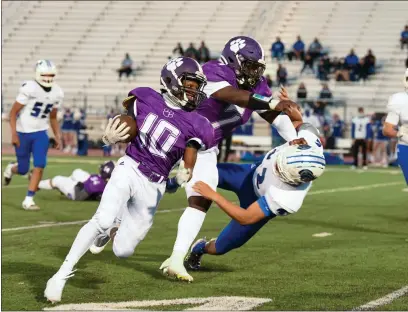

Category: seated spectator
[364, 49, 376, 75]
[265, 74, 273, 88]
[297, 82, 307, 100]
[401, 25, 408, 50]
[198, 41, 210, 64]
[276, 64, 288, 86]
[330, 57, 341, 72]
[356, 58, 369, 82]
[288, 35, 305, 61]
[345, 49, 359, 81]
[308, 38, 323, 63]
[319, 83, 332, 100]
[117, 53, 133, 80]
[270, 37, 285, 61]
[185, 43, 199, 60]
[334, 58, 349, 81]
[172, 42, 184, 57]
[300, 53, 315, 74]
[317, 59, 329, 81]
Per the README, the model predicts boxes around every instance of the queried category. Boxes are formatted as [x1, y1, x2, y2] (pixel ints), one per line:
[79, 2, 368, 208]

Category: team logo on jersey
[230, 38, 246, 53]
[163, 108, 174, 118]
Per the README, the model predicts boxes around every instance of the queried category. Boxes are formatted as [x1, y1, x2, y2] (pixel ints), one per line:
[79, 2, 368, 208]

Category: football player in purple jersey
[37, 161, 115, 201]
[161, 36, 304, 282]
[44, 57, 215, 303]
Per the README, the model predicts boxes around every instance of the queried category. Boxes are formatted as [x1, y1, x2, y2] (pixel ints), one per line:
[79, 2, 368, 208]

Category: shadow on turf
[1, 261, 105, 303]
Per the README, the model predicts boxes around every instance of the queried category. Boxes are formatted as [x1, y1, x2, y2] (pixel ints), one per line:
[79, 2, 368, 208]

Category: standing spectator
[198, 41, 210, 63]
[364, 49, 376, 75]
[351, 107, 370, 169]
[117, 53, 133, 80]
[345, 49, 359, 81]
[270, 37, 285, 61]
[400, 25, 408, 50]
[276, 64, 288, 85]
[308, 38, 323, 63]
[331, 113, 345, 138]
[297, 82, 307, 100]
[184, 43, 199, 60]
[265, 74, 273, 88]
[61, 108, 74, 153]
[300, 53, 315, 74]
[172, 42, 184, 57]
[319, 83, 332, 99]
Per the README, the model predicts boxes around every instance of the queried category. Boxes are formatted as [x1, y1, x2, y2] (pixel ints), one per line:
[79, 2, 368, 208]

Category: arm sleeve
[15, 82, 33, 105]
[271, 114, 297, 142]
[385, 94, 400, 125]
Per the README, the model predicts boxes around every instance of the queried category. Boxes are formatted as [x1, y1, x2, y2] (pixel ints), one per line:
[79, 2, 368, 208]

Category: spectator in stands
[317, 59, 329, 81]
[300, 53, 315, 74]
[364, 49, 376, 75]
[265, 74, 273, 88]
[276, 64, 288, 86]
[270, 37, 285, 61]
[297, 82, 307, 100]
[330, 57, 341, 72]
[287, 35, 305, 61]
[400, 25, 408, 50]
[356, 58, 369, 83]
[331, 113, 345, 138]
[334, 58, 349, 81]
[308, 38, 323, 63]
[117, 53, 133, 80]
[351, 107, 370, 169]
[319, 83, 332, 100]
[345, 49, 359, 81]
[198, 41, 210, 64]
[184, 43, 199, 60]
[172, 42, 184, 57]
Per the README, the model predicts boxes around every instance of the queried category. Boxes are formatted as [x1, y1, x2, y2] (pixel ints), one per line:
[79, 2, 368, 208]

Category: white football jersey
[385, 91, 408, 145]
[15, 80, 64, 133]
[252, 144, 312, 217]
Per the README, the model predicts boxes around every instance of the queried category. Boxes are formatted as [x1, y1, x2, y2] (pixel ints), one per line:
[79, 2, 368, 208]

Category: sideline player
[383, 68, 408, 191]
[37, 161, 115, 201]
[44, 57, 215, 303]
[4, 60, 64, 210]
[160, 36, 303, 281]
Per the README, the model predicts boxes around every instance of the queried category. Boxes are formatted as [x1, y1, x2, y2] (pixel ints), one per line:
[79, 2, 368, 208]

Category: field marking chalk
[312, 232, 333, 237]
[353, 285, 408, 311]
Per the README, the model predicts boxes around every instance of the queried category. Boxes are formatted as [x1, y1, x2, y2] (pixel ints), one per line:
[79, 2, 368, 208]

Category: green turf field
[1, 156, 407, 311]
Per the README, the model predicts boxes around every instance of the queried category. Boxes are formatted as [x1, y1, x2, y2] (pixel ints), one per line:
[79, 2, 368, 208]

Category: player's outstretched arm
[9, 101, 25, 147]
[49, 108, 62, 149]
[192, 181, 265, 225]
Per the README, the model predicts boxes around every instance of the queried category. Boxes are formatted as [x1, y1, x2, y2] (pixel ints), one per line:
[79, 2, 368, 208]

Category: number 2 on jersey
[139, 113, 180, 159]
[31, 102, 53, 118]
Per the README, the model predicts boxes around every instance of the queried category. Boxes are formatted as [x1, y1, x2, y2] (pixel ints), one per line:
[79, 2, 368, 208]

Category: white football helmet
[275, 144, 326, 185]
[35, 59, 57, 88]
[404, 68, 408, 89]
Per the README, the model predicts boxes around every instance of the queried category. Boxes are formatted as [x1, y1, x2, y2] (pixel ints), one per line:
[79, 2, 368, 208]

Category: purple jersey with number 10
[196, 60, 272, 145]
[83, 174, 106, 196]
[125, 87, 215, 178]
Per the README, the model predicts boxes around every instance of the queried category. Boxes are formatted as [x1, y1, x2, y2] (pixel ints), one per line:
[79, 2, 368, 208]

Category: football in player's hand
[115, 115, 138, 143]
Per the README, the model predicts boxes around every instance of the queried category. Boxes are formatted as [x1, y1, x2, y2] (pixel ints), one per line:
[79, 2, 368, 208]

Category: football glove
[175, 160, 192, 187]
[102, 117, 130, 145]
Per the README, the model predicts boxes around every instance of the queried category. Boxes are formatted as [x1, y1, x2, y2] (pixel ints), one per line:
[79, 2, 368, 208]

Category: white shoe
[402, 187, 408, 192]
[351, 165, 357, 170]
[22, 198, 40, 211]
[160, 256, 193, 282]
[363, 166, 368, 170]
[89, 233, 110, 254]
[3, 162, 15, 185]
[44, 270, 76, 303]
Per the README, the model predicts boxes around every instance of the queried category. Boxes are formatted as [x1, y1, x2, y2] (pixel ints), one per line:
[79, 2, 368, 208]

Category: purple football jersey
[196, 60, 272, 145]
[83, 174, 106, 196]
[125, 87, 215, 179]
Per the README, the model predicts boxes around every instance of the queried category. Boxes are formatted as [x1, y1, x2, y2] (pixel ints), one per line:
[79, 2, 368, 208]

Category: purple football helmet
[99, 161, 115, 181]
[160, 57, 207, 111]
[220, 36, 266, 88]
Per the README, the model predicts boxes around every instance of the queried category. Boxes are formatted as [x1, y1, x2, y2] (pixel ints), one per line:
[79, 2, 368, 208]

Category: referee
[351, 107, 371, 169]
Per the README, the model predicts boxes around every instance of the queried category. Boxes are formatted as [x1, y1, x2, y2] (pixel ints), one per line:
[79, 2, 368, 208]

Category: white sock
[59, 220, 100, 275]
[38, 179, 53, 190]
[172, 207, 206, 261]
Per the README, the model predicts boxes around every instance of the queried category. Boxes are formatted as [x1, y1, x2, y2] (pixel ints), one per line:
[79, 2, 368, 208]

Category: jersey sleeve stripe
[257, 196, 274, 217]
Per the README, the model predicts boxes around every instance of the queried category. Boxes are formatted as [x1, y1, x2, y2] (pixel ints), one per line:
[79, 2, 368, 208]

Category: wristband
[248, 93, 273, 110]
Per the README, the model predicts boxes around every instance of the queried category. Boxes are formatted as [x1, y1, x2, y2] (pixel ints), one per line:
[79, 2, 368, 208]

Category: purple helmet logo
[160, 57, 207, 111]
[99, 161, 115, 181]
[221, 36, 266, 88]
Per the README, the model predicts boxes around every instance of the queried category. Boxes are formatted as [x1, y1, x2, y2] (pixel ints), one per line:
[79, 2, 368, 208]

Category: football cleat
[3, 162, 15, 185]
[44, 269, 76, 303]
[185, 238, 207, 270]
[160, 257, 193, 282]
[22, 198, 40, 211]
[89, 233, 111, 254]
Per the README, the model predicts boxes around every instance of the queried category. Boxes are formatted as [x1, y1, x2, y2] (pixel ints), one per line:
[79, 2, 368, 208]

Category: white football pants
[52, 169, 90, 200]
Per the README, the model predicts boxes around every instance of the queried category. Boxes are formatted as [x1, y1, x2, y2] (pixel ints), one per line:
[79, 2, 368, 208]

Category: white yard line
[353, 285, 408, 311]
[2, 181, 403, 233]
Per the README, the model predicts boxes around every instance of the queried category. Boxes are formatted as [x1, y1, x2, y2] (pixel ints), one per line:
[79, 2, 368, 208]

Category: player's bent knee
[112, 241, 135, 259]
[17, 165, 29, 175]
[93, 211, 116, 231]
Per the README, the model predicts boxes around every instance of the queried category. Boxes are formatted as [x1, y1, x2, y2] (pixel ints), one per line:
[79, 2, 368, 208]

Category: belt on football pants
[126, 155, 165, 183]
